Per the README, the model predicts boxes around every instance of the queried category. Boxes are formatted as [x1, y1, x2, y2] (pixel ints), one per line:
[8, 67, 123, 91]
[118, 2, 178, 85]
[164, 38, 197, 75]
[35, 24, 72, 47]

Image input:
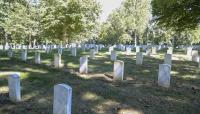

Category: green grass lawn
[0, 48, 200, 114]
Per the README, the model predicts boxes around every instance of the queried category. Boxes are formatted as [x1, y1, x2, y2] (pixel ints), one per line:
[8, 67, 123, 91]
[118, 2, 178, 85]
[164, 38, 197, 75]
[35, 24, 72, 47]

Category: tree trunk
[45, 40, 48, 49]
[28, 34, 32, 49]
[146, 31, 149, 45]
[14, 43, 16, 50]
[63, 28, 67, 44]
[172, 36, 175, 48]
[134, 30, 137, 47]
[134, 0, 137, 47]
[65, 39, 69, 44]
[3, 32, 8, 51]
[59, 41, 63, 48]
[21, 42, 23, 50]
[33, 39, 36, 49]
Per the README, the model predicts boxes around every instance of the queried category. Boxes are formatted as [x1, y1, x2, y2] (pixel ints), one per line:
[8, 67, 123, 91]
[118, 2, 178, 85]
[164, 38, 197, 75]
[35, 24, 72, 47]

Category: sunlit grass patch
[0, 86, 8, 94]
[182, 75, 199, 79]
[82, 92, 102, 101]
[67, 62, 79, 68]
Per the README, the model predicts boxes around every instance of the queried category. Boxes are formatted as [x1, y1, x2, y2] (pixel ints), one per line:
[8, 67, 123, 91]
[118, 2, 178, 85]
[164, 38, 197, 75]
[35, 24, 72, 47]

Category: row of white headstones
[5, 45, 200, 114]
[6, 45, 200, 86]
[7, 73, 71, 114]
[6, 46, 174, 81]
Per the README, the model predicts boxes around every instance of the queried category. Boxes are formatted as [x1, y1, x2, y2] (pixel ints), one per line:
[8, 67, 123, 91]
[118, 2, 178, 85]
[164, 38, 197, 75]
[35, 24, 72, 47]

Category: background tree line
[98, 0, 200, 46]
[0, 0, 101, 49]
[0, 0, 199, 49]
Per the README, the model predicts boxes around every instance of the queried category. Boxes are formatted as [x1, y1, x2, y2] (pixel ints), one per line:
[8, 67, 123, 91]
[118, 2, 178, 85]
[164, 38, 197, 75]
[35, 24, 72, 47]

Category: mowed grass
[0, 48, 200, 114]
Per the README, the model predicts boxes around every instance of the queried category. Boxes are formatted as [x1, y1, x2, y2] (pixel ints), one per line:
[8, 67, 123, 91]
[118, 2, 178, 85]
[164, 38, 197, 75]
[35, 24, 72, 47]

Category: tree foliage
[151, 0, 200, 32]
[98, 0, 151, 45]
[151, 0, 200, 45]
[0, 0, 101, 45]
[40, 0, 101, 43]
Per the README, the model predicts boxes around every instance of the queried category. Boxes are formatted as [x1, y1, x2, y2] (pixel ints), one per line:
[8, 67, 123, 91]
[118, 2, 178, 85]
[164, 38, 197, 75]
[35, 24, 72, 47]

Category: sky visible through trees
[96, 0, 123, 22]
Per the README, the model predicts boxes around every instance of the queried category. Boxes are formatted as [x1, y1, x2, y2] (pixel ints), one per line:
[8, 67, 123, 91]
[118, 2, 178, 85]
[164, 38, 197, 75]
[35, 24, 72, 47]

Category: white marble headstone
[35, 51, 41, 64]
[53, 84, 72, 114]
[113, 60, 124, 80]
[198, 57, 200, 68]
[187, 47, 192, 57]
[46, 46, 50, 53]
[7, 49, 13, 58]
[90, 49, 95, 58]
[158, 64, 171, 88]
[167, 47, 173, 54]
[71, 47, 77, 56]
[79, 56, 88, 74]
[121, 46, 126, 51]
[109, 46, 114, 54]
[146, 48, 151, 56]
[152, 47, 157, 54]
[8, 73, 21, 102]
[94, 45, 99, 53]
[54, 53, 63, 68]
[192, 50, 199, 62]
[136, 52, 143, 65]
[164, 54, 172, 65]
[58, 48, 63, 55]
[81, 45, 86, 52]
[21, 49, 27, 61]
[111, 50, 117, 61]
[136, 46, 140, 53]
[126, 47, 131, 55]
